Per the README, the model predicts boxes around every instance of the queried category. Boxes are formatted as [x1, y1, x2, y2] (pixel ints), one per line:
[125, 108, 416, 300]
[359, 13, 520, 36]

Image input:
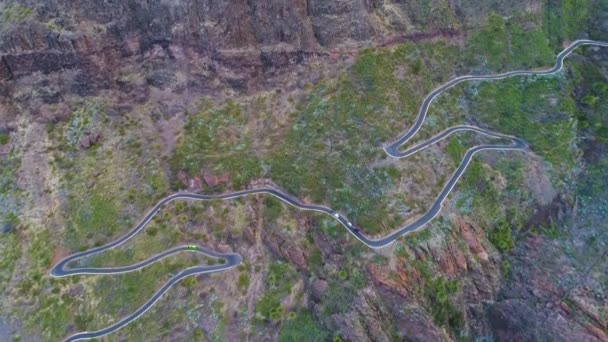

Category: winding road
[50, 39, 608, 341]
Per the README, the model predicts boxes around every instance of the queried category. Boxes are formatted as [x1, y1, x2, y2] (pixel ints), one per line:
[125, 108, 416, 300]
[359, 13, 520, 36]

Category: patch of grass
[470, 77, 578, 176]
[307, 248, 323, 274]
[267, 261, 296, 294]
[278, 311, 330, 342]
[457, 159, 500, 219]
[263, 197, 283, 222]
[490, 219, 514, 252]
[0, 230, 21, 287]
[532, 223, 564, 239]
[445, 135, 467, 166]
[171, 100, 262, 190]
[544, 0, 592, 47]
[466, 12, 553, 71]
[67, 190, 120, 247]
[321, 263, 366, 317]
[237, 272, 249, 291]
[0, 132, 9, 145]
[26, 293, 75, 340]
[466, 13, 509, 71]
[0, 148, 21, 196]
[570, 62, 608, 145]
[255, 260, 297, 322]
[0, 3, 33, 24]
[29, 228, 54, 271]
[501, 259, 511, 278]
[255, 291, 283, 321]
[94, 253, 198, 316]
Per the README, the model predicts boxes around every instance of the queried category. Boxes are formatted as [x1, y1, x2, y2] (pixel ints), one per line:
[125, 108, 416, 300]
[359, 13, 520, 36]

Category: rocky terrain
[1, 0, 607, 341]
[0, 0, 539, 126]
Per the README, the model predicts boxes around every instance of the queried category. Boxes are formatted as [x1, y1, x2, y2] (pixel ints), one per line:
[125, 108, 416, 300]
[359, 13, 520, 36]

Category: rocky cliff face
[1, 0, 535, 53]
[0, 0, 535, 94]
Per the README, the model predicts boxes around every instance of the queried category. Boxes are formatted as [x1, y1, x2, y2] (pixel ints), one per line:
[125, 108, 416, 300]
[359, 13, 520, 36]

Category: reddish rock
[203, 172, 230, 187]
[219, 172, 230, 184]
[287, 247, 307, 269]
[455, 217, 488, 260]
[79, 131, 102, 149]
[453, 244, 468, 271]
[262, 229, 308, 269]
[584, 323, 608, 341]
[436, 240, 469, 276]
[79, 135, 91, 148]
[368, 264, 407, 297]
[188, 176, 202, 191]
[570, 294, 606, 328]
[89, 132, 101, 144]
[177, 171, 189, 188]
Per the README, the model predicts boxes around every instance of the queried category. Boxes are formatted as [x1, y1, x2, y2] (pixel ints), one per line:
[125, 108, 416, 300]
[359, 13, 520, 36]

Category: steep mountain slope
[0, 1, 606, 341]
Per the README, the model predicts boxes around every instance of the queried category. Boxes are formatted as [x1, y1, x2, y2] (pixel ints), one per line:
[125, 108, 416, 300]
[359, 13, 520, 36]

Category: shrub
[490, 220, 514, 252]
[0, 132, 9, 145]
[501, 259, 510, 278]
[238, 272, 250, 291]
[278, 311, 330, 342]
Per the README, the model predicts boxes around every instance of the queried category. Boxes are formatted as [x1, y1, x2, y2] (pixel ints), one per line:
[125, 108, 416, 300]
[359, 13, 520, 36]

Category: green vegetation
[570, 62, 608, 144]
[255, 261, 297, 321]
[0, 230, 21, 287]
[470, 77, 578, 176]
[63, 103, 102, 149]
[490, 219, 514, 252]
[5, 5, 604, 340]
[29, 228, 54, 270]
[80, 201, 233, 268]
[466, 13, 553, 71]
[307, 248, 323, 273]
[531, 222, 565, 239]
[445, 136, 467, 166]
[27, 291, 79, 339]
[263, 197, 283, 222]
[267, 42, 460, 234]
[428, 277, 463, 332]
[321, 263, 366, 317]
[0, 147, 22, 292]
[544, 0, 592, 47]
[0, 148, 21, 196]
[237, 272, 249, 291]
[455, 159, 499, 218]
[94, 253, 200, 317]
[0, 3, 33, 24]
[402, 0, 457, 28]
[47, 101, 170, 249]
[74, 192, 120, 241]
[501, 259, 511, 278]
[412, 260, 464, 336]
[256, 291, 283, 321]
[171, 100, 262, 189]
[0, 132, 9, 145]
[279, 311, 330, 342]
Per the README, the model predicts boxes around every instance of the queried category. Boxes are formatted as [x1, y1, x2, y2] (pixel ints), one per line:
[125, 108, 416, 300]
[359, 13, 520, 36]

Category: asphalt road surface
[51, 39, 608, 341]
